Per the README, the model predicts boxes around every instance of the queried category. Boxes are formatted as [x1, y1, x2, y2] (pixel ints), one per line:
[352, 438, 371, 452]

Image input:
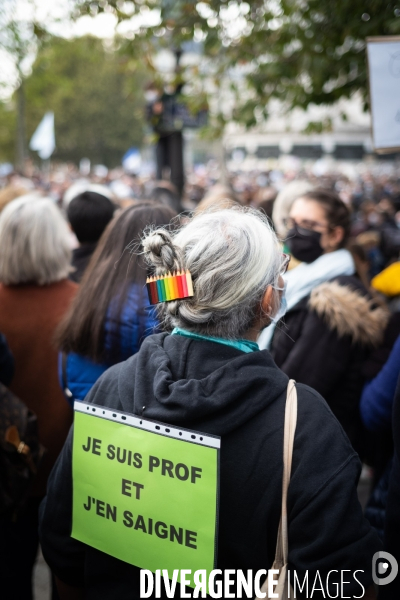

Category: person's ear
[261, 286, 275, 319]
[328, 226, 344, 249]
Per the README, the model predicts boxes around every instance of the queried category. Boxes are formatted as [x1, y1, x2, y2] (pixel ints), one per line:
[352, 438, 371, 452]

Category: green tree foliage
[0, 103, 17, 162]
[0, 0, 62, 166]
[74, 0, 400, 129]
[1, 35, 148, 166]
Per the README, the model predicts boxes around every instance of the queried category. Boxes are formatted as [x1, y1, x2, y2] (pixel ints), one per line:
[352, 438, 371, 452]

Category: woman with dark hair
[259, 188, 388, 455]
[57, 202, 176, 401]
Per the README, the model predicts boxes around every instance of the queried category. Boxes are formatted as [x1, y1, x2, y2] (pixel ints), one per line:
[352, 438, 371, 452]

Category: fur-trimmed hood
[308, 281, 389, 347]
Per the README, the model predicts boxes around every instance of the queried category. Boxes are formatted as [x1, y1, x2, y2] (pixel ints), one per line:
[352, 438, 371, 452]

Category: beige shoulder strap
[274, 379, 298, 568]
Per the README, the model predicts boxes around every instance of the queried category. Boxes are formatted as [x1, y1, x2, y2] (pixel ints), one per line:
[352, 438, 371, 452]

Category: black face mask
[286, 224, 323, 263]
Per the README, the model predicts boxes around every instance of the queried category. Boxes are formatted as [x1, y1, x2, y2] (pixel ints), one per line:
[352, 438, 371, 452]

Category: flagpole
[42, 158, 51, 184]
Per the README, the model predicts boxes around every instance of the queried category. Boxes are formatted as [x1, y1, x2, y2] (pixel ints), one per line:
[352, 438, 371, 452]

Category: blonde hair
[0, 197, 72, 285]
[142, 207, 282, 338]
[0, 185, 29, 212]
[272, 180, 314, 237]
[194, 184, 240, 216]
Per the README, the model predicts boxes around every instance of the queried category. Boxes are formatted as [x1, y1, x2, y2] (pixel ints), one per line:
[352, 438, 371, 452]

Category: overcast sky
[0, 0, 160, 99]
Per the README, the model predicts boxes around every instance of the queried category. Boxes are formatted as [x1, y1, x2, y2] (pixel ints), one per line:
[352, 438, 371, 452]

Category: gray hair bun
[142, 228, 183, 274]
[143, 208, 282, 339]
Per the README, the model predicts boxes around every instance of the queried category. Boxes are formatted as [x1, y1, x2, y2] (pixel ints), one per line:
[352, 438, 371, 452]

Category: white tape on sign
[74, 402, 221, 450]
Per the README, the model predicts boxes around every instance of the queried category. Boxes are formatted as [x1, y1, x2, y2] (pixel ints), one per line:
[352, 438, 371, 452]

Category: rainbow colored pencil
[171, 272, 179, 299]
[156, 276, 164, 302]
[166, 272, 173, 300]
[146, 276, 155, 304]
[180, 270, 188, 297]
[160, 277, 167, 301]
[162, 274, 169, 301]
[185, 270, 194, 296]
[146, 271, 194, 304]
[176, 271, 184, 298]
[150, 277, 158, 303]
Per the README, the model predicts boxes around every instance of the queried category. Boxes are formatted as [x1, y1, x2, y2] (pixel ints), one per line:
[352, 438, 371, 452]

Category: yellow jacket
[371, 262, 400, 297]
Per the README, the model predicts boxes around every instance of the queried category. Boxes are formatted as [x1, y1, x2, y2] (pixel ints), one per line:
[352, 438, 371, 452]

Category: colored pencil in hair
[147, 276, 154, 304]
[163, 274, 170, 301]
[150, 277, 158, 304]
[147, 270, 194, 304]
[168, 272, 175, 300]
[166, 272, 173, 300]
[175, 270, 184, 298]
[186, 270, 194, 297]
[147, 276, 153, 304]
[160, 275, 168, 302]
[171, 271, 179, 299]
[156, 276, 164, 302]
[169, 272, 176, 300]
[161, 273, 167, 301]
[165, 272, 172, 301]
[146, 277, 152, 304]
[180, 270, 188, 297]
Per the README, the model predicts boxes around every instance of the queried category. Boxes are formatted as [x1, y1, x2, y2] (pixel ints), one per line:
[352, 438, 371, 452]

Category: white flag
[30, 112, 55, 159]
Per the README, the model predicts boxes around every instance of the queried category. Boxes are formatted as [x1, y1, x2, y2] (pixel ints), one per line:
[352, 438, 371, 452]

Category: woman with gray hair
[0, 196, 78, 600]
[40, 207, 378, 599]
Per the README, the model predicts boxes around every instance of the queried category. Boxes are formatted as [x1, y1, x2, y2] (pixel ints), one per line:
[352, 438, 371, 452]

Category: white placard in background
[367, 37, 400, 153]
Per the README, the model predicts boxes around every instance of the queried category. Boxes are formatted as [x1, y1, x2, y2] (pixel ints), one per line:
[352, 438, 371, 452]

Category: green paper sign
[72, 402, 220, 586]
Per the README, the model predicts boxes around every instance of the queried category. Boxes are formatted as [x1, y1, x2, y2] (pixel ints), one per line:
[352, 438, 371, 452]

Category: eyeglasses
[283, 217, 329, 234]
[280, 253, 290, 276]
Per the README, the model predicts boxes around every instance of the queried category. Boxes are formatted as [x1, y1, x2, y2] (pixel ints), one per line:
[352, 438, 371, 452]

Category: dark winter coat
[364, 459, 392, 541]
[0, 281, 78, 496]
[0, 332, 14, 386]
[39, 333, 380, 599]
[380, 376, 400, 599]
[69, 243, 97, 283]
[271, 275, 389, 455]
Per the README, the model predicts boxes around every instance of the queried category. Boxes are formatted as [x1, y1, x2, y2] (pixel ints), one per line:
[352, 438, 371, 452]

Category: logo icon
[372, 551, 398, 586]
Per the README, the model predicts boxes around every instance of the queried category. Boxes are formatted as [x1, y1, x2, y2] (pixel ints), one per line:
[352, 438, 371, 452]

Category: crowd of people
[0, 159, 399, 599]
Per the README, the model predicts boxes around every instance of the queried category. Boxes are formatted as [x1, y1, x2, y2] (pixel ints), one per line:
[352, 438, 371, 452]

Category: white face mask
[270, 281, 288, 324]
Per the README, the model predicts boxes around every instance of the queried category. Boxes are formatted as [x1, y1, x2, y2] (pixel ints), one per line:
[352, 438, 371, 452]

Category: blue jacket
[59, 284, 159, 403]
[360, 334, 400, 431]
[381, 376, 400, 598]
[364, 459, 392, 541]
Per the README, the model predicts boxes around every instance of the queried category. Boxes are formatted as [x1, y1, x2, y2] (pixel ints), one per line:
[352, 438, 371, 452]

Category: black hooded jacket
[39, 333, 380, 599]
[0, 332, 14, 386]
[271, 276, 389, 456]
